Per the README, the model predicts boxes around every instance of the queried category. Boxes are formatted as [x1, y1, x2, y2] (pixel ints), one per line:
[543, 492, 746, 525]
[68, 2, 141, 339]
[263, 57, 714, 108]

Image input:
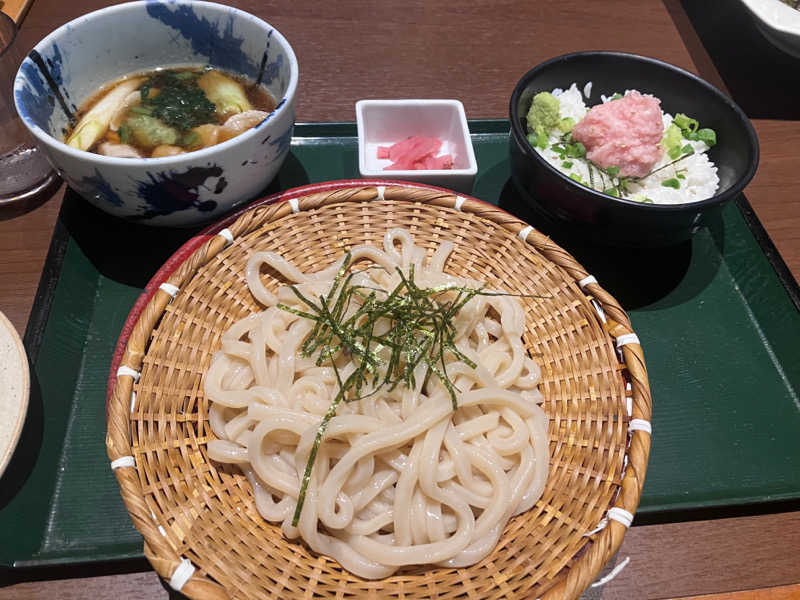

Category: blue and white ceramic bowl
[13, 1, 298, 226]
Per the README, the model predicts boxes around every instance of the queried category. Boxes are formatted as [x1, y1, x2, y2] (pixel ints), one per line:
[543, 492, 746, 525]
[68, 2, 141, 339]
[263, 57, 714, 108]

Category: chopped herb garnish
[610, 93, 623, 101]
[181, 130, 200, 147]
[673, 113, 699, 133]
[604, 187, 619, 197]
[676, 173, 686, 180]
[668, 145, 682, 160]
[118, 123, 131, 144]
[527, 132, 549, 150]
[130, 105, 153, 116]
[569, 173, 583, 183]
[536, 131, 549, 149]
[697, 128, 717, 147]
[642, 153, 695, 179]
[662, 178, 681, 189]
[606, 166, 620, 178]
[681, 143, 695, 156]
[561, 160, 573, 169]
[673, 113, 716, 148]
[138, 70, 216, 131]
[550, 135, 586, 160]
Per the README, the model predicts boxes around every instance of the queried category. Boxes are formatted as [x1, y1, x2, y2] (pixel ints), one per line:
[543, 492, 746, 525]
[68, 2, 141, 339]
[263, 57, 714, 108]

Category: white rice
[540, 83, 719, 205]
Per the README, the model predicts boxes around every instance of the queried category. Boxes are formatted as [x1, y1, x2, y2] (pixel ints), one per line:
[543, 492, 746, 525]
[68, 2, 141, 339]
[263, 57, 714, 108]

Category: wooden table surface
[1, 1, 798, 598]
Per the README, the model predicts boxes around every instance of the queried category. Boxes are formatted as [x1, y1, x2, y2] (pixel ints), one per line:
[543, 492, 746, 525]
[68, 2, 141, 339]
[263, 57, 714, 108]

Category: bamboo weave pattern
[107, 184, 652, 600]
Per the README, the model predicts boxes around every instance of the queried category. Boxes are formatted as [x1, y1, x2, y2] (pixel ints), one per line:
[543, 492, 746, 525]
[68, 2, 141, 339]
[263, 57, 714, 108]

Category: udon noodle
[204, 229, 549, 578]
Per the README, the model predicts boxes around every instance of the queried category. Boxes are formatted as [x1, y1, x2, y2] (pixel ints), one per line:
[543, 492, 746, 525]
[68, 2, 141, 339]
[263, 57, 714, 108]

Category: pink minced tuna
[571, 91, 664, 178]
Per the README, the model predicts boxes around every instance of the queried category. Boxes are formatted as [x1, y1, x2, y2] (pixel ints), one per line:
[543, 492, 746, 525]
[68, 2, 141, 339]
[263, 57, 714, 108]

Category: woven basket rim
[106, 180, 652, 600]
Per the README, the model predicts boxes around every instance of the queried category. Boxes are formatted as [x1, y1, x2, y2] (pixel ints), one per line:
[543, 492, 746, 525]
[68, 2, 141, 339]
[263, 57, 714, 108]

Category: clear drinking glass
[0, 12, 57, 204]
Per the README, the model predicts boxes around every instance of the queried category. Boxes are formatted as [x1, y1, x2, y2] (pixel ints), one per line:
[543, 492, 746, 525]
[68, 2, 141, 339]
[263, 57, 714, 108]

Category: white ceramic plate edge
[739, 0, 800, 35]
[0, 310, 30, 479]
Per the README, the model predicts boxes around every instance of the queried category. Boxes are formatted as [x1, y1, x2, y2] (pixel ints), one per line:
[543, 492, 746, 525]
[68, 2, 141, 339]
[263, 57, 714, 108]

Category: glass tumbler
[1, 12, 57, 204]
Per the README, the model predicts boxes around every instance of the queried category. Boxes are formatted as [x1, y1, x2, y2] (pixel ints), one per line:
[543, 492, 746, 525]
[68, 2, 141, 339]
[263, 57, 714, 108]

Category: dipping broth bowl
[14, 0, 298, 227]
[509, 51, 759, 246]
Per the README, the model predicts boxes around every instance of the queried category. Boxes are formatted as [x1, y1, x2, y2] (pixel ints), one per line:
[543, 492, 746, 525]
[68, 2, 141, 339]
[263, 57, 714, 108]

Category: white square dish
[355, 99, 478, 193]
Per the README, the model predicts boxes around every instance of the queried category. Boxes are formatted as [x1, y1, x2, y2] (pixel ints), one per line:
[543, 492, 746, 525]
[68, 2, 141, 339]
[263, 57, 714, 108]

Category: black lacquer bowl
[509, 51, 759, 246]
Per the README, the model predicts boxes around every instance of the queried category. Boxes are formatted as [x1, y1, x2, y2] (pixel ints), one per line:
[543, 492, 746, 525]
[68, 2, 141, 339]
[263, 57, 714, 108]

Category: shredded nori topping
[139, 70, 216, 131]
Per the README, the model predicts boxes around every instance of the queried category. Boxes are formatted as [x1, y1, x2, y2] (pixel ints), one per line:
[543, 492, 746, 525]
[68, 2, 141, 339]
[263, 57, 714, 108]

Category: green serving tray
[1, 121, 799, 570]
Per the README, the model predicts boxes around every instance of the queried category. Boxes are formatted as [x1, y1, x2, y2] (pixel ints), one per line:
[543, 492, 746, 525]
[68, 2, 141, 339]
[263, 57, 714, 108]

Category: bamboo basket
[107, 182, 651, 600]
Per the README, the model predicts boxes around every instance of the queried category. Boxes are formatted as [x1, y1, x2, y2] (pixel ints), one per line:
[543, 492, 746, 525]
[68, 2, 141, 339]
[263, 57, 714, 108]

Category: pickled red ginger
[378, 136, 454, 170]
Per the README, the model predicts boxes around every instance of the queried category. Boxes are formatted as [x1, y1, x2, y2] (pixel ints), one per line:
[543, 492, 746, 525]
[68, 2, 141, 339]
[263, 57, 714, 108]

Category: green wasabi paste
[526, 92, 561, 141]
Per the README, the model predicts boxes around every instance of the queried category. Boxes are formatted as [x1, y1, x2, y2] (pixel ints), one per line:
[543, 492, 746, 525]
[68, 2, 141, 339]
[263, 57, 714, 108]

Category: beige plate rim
[0, 310, 30, 479]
